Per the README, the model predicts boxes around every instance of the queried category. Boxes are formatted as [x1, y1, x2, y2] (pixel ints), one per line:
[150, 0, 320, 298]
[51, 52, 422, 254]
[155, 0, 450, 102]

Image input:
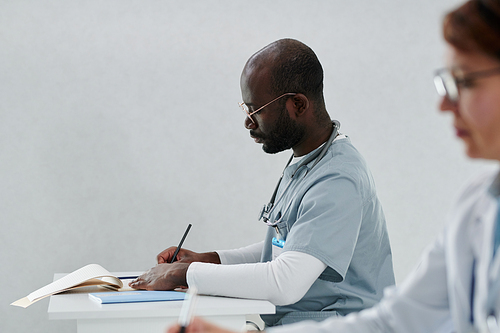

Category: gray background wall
[1, 0, 494, 332]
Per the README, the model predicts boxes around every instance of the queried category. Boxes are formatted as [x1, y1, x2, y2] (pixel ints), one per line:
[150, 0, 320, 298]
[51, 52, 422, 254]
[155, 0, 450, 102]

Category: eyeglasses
[239, 93, 297, 123]
[433, 66, 500, 103]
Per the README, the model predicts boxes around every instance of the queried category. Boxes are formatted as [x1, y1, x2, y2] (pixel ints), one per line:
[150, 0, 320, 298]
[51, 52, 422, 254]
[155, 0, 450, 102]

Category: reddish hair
[443, 0, 500, 60]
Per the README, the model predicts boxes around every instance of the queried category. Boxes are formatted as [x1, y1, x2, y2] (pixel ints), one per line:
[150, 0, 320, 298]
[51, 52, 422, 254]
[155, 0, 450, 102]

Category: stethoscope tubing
[260, 120, 340, 227]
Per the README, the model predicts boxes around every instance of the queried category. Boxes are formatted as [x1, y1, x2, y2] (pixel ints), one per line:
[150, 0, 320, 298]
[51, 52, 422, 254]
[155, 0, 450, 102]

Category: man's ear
[289, 93, 309, 117]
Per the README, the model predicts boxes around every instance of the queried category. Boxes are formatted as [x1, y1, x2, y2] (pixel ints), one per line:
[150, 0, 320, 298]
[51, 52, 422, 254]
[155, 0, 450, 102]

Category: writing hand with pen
[156, 247, 221, 265]
[129, 248, 221, 290]
[129, 224, 221, 291]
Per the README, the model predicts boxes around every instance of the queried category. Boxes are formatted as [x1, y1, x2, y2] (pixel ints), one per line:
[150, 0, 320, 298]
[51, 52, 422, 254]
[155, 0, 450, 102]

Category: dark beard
[260, 109, 305, 154]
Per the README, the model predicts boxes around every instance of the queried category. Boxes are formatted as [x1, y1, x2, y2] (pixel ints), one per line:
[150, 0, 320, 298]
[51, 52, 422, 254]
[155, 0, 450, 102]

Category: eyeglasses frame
[434, 66, 500, 103]
[239, 93, 297, 123]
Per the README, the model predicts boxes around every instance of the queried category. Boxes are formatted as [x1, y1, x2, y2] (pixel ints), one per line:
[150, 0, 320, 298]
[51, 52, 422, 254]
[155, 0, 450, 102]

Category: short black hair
[266, 39, 324, 103]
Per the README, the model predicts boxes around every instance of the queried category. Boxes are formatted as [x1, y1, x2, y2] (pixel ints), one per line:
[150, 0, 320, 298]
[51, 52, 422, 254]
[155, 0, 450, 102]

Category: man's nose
[245, 115, 256, 129]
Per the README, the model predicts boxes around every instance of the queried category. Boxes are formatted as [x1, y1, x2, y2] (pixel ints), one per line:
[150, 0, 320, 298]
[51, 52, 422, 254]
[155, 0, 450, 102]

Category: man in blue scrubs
[131, 38, 394, 326]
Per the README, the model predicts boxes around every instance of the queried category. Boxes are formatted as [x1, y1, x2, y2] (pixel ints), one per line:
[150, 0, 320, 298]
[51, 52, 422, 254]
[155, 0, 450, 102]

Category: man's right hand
[157, 247, 221, 265]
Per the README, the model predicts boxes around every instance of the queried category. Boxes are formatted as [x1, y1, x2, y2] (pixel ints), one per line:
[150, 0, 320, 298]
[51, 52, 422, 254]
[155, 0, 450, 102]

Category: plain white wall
[1, 0, 495, 332]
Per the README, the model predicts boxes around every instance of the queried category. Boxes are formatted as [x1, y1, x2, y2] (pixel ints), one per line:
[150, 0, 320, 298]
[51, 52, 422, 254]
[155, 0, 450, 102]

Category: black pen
[171, 224, 192, 263]
[117, 276, 139, 280]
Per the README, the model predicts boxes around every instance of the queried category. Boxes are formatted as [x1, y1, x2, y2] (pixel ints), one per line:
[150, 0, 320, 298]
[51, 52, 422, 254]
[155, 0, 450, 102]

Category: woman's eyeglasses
[434, 66, 500, 102]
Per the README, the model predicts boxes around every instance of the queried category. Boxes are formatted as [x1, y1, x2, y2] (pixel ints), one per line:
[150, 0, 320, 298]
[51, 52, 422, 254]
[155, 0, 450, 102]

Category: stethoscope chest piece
[259, 203, 272, 223]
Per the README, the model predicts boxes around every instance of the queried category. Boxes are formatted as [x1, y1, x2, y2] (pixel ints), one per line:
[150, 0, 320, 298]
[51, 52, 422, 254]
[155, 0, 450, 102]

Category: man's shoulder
[323, 136, 370, 175]
[329, 135, 362, 156]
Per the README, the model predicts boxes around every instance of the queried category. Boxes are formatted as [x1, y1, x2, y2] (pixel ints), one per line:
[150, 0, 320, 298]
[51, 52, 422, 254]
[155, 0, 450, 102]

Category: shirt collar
[289, 134, 346, 167]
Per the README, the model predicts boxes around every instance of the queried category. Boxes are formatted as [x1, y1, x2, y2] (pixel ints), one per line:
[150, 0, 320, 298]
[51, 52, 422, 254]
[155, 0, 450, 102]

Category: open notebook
[11, 264, 136, 308]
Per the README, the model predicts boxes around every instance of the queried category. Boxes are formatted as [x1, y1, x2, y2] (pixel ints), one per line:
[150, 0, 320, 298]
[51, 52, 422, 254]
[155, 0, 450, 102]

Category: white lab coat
[267, 168, 500, 333]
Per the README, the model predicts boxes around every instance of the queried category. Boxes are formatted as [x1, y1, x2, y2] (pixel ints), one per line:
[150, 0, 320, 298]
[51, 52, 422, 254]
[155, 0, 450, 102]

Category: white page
[28, 264, 122, 302]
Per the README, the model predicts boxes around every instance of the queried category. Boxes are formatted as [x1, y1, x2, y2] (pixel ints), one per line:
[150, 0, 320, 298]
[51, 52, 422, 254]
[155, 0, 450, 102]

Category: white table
[47, 272, 275, 333]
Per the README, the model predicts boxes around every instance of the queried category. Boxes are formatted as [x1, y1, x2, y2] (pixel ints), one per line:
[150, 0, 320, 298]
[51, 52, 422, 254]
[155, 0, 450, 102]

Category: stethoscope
[479, 198, 500, 333]
[485, 245, 500, 332]
[476, 278, 500, 333]
[258, 120, 340, 234]
[470, 208, 500, 333]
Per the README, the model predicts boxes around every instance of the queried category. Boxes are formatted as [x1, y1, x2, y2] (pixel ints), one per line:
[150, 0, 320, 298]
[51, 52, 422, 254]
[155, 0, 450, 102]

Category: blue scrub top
[260, 136, 395, 326]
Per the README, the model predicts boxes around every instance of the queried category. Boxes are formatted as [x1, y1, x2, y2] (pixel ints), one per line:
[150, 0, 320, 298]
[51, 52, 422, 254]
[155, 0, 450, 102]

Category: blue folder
[89, 290, 186, 304]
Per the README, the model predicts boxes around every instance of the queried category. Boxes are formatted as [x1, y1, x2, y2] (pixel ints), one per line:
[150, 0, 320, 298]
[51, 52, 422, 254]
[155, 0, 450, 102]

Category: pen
[171, 224, 192, 264]
[117, 276, 139, 280]
[178, 286, 198, 333]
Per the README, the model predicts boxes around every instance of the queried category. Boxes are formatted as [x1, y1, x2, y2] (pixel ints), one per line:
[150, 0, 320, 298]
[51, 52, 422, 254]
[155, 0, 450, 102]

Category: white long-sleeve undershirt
[216, 241, 264, 264]
[186, 248, 327, 306]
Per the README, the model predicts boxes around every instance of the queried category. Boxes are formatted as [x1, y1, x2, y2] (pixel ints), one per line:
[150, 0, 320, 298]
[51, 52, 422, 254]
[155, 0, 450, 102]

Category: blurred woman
[168, 0, 500, 332]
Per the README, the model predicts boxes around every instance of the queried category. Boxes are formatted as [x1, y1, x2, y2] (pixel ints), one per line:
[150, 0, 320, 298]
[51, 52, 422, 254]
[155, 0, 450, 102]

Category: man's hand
[157, 247, 200, 264]
[129, 262, 190, 290]
[157, 247, 221, 265]
[167, 317, 242, 333]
